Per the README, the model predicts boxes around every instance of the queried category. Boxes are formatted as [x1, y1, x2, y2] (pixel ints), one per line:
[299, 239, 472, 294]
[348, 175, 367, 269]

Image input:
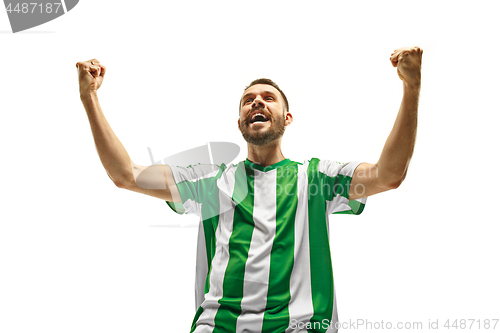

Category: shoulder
[169, 162, 235, 183]
[304, 158, 363, 178]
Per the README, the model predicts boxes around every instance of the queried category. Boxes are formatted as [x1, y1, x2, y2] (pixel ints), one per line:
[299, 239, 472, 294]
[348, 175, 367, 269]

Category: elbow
[386, 178, 403, 190]
[385, 171, 407, 190]
[376, 164, 407, 191]
[113, 174, 135, 189]
[113, 179, 129, 189]
[106, 170, 131, 189]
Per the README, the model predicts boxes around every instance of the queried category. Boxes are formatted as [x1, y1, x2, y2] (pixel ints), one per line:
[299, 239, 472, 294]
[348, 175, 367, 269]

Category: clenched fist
[390, 46, 422, 86]
[76, 59, 106, 96]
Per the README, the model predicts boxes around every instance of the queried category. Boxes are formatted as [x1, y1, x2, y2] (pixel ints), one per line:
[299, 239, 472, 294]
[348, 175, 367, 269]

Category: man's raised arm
[76, 59, 180, 202]
[349, 46, 423, 200]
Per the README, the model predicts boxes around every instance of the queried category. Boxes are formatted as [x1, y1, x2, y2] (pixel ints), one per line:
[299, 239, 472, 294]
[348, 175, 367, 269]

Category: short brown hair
[241, 78, 289, 113]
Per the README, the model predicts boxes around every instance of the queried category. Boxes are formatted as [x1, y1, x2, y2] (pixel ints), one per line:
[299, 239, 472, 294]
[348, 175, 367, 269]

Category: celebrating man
[76, 46, 422, 332]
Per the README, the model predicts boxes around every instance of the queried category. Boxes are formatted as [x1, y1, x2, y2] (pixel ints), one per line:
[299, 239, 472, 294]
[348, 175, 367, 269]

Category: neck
[246, 139, 285, 167]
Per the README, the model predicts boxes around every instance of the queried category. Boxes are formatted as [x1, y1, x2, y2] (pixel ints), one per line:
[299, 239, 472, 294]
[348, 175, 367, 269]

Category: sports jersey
[166, 158, 367, 333]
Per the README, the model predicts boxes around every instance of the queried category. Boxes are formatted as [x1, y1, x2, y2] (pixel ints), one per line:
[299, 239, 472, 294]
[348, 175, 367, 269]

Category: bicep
[349, 163, 393, 200]
[123, 162, 182, 202]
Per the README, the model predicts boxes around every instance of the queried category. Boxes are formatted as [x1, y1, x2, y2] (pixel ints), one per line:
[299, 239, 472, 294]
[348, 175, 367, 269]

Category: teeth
[251, 113, 267, 120]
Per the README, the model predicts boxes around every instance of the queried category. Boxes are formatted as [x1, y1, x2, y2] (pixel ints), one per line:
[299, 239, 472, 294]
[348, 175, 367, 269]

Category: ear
[285, 112, 293, 126]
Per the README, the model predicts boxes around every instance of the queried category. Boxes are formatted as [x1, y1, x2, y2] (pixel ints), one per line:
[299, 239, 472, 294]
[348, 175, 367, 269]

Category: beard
[238, 109, 286, 146]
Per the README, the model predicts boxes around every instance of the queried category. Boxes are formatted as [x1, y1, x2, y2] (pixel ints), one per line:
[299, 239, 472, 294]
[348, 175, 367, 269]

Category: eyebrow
[241, 91, 278, 104]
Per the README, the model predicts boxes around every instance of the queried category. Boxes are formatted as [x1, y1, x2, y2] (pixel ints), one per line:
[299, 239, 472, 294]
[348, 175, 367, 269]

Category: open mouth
[249, 112, 269, 124]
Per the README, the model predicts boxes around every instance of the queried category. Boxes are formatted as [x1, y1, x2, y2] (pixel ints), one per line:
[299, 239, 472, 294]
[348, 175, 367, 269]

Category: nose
[252, 96, 264, 109]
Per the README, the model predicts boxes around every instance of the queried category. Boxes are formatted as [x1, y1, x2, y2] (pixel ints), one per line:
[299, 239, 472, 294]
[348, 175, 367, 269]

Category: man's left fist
[390, 46, 423, 86]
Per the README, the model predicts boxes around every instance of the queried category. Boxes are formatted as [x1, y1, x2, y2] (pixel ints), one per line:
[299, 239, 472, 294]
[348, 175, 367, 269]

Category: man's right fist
[76, 59, 106, 95]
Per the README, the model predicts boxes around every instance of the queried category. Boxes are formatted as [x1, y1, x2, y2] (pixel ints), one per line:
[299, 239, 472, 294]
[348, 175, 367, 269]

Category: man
[76, 46, 422, 332]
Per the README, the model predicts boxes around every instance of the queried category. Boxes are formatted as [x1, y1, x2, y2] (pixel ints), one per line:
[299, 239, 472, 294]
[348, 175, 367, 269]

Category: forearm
[376, 81, 420, 187]
[81, 91, 134, 186]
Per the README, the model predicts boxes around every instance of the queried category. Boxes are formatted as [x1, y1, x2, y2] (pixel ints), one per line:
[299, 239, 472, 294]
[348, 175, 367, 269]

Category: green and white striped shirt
[166, 158, 366, 333]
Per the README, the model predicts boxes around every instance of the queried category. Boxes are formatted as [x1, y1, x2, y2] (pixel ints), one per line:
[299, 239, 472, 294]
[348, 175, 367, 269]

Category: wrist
[80, 89, 98, 103]
[403, 78, 421, 91]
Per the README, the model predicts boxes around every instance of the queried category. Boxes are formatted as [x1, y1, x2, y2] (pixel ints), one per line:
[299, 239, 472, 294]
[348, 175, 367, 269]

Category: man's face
[238, 84, 292, 146]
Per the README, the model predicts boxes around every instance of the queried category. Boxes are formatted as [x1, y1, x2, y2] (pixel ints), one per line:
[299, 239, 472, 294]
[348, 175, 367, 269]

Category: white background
[1, 1, 499, 332]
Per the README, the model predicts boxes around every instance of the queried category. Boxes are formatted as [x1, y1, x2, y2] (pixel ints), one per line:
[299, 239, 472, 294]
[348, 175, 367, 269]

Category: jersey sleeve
[317, 160, 367, 215]
[165, 163, 223, 216]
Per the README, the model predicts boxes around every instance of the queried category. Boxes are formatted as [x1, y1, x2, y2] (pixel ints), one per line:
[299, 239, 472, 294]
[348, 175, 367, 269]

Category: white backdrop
[1, 1, 499, 332]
